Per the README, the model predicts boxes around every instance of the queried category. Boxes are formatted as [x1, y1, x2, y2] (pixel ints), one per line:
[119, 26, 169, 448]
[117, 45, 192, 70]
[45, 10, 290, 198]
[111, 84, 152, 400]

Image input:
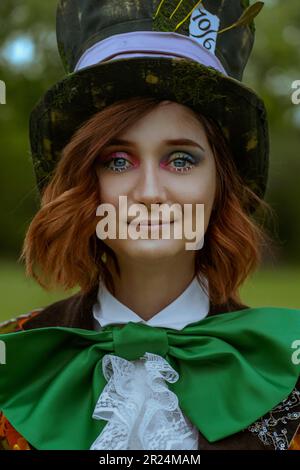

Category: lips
[140, 221, 174, 226]
[127, 220, 174, 226]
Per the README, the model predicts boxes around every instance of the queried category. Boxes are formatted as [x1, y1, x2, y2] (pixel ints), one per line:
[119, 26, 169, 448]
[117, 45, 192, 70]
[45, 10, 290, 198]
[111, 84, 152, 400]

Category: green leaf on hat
[218, 1, 264, 34]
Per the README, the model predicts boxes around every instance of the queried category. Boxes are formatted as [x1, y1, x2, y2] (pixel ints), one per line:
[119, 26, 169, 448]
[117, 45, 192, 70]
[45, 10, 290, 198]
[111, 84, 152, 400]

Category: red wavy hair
[19, 96, 275, 307]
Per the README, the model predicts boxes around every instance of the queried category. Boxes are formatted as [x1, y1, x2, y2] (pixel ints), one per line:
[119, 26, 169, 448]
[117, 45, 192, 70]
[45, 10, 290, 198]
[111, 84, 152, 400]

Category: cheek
[98, 174, 130, 205]
[175, 166, 216, 206]
[177, 167, 216, 233]
[201, 175, 216, 209]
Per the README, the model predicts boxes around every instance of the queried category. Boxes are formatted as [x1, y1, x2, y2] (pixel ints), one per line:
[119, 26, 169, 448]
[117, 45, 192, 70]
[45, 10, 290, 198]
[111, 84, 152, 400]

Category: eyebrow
[105, 138, 205, 152]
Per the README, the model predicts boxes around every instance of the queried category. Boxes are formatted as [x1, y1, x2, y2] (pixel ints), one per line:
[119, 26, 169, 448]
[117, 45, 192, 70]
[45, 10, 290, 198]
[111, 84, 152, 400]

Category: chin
[114, 239, 188, 261]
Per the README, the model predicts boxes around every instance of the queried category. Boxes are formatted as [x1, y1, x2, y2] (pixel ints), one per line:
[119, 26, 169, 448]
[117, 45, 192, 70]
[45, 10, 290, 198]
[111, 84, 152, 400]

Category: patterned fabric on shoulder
[248, 383, 300, 450]
[0, 309, 43, 450]
[0, 412, 33, 450]
[0, 309, 43, 334]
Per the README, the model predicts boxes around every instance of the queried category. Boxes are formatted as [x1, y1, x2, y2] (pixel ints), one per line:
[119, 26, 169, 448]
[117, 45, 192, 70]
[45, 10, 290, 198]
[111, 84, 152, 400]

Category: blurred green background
[0, 0, 299, 322]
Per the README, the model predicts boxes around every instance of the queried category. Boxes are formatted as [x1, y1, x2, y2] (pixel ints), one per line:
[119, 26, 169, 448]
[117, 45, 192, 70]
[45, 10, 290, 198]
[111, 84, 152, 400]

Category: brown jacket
[1, 286, 300, 451]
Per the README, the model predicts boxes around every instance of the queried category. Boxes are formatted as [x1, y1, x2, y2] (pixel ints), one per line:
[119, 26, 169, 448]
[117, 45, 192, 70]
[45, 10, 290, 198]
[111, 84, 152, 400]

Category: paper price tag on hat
[189, 4, 220, 53]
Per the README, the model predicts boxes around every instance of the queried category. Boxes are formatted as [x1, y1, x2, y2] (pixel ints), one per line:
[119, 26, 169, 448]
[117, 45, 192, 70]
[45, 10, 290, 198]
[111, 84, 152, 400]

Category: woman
[1, 0, 300, 451]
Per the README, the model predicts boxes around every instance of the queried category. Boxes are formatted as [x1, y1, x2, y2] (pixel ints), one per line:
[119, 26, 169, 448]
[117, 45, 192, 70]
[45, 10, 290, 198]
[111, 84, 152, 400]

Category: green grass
[239, 266, 300, 309]
[0, 259, 299, 323]
[0, 259, 78, 323]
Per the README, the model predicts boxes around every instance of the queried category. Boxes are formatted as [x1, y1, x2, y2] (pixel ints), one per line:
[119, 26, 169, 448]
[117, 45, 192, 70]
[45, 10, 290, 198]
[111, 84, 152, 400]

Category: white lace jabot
[90, 276, 209, 450]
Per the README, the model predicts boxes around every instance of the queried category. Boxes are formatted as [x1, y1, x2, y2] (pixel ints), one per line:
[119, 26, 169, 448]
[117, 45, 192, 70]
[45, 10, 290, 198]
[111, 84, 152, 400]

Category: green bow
[0, 306, 300, 450]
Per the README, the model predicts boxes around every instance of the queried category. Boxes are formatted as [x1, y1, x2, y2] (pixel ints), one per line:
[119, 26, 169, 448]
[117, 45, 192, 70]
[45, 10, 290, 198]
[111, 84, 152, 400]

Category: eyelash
[100, 151, 200, 173]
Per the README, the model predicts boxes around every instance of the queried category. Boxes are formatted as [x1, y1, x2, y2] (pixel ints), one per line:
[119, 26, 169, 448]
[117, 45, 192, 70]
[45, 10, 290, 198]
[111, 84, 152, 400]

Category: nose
[131, 158, 168, 206]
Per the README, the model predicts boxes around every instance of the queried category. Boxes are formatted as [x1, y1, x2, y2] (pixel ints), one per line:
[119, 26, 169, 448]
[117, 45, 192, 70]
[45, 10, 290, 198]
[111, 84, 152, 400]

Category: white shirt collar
[92, 275, 209, 331]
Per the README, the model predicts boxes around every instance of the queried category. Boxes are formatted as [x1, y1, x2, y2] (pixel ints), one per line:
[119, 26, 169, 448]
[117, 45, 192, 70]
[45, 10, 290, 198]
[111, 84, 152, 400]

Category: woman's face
[95, 101, 216, 263]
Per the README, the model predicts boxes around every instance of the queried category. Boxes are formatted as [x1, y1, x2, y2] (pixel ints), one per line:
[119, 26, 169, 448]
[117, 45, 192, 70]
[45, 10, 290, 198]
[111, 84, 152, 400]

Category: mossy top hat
[30, 0, 269, 205]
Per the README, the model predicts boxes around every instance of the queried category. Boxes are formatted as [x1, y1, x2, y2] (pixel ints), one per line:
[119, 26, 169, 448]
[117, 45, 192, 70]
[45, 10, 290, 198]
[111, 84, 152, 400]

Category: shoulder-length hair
[19, 96, 275, 308]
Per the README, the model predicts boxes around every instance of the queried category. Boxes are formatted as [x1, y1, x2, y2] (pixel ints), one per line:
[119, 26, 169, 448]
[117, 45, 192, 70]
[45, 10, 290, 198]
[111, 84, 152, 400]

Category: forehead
[119, 101, 207, 140]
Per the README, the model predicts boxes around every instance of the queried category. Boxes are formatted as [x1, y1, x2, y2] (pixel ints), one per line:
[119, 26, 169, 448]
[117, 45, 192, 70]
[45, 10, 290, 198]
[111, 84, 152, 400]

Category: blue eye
[168, 152, 199, 172]
[108, 158, 130, 171]
[101, 152, 133, 172]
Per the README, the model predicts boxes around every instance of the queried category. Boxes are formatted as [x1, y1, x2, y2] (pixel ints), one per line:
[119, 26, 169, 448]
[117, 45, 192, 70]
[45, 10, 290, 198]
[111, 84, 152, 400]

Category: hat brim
[29, 57, 269, 203]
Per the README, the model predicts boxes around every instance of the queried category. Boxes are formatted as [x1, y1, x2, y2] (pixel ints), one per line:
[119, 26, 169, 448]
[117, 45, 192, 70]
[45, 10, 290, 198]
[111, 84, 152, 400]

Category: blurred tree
[244, 0, 300, 264]
[0, 0, 63, 255]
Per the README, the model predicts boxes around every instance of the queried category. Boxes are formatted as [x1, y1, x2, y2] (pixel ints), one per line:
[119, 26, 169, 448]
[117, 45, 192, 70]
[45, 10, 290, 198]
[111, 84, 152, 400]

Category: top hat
[29, 0, 269, 208]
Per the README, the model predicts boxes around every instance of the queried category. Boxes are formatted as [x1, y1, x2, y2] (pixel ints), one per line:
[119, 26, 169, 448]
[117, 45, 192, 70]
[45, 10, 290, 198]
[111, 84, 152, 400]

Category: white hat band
[74, 30, 227, 76]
